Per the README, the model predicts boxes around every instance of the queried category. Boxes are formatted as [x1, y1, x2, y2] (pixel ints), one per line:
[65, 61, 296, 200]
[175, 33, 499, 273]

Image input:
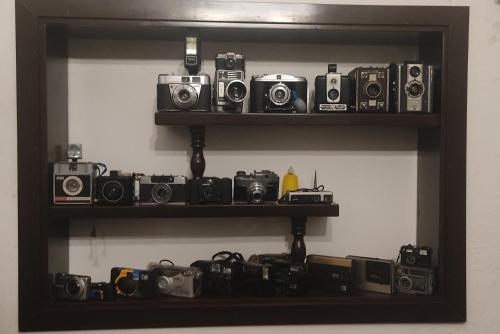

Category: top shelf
[155, 112, 441, 128]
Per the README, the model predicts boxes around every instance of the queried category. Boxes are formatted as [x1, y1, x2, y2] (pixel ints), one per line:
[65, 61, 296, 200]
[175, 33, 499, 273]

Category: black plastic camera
[250, 74, 308, 113]
[314, 64, 353, 112]
[189, 177, 232, 204]
[52, 273, 91, 301]
[307, 255, 353, 294]
[237, 261, 273, 296]
[399, 244, 433, 268]
[233, 170, 280, 204]
[95, 171, 134, 205]
[110, 267, 156, 299]
[139, 175, 188, 205]
[89, 282, 116, 301]
[349, 67, 389, 112]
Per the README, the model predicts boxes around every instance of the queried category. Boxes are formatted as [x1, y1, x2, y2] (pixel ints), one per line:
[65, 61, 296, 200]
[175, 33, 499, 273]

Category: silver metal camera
[396, 265, 434, 295]
[389, 63, 434, 113]
[139, 175, 188, 205]
[157, 74, 211, 112]
[148, 261, 203, 298]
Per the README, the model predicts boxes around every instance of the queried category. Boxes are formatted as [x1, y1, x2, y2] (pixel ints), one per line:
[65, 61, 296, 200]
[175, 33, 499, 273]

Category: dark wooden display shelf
[48, 203, 339, 220]
[155, 112, 441, 127]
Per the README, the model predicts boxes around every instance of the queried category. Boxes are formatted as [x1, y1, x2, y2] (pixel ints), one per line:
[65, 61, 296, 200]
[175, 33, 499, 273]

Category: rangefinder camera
[347, 255, 395, 294]
[111, 267, 156, 298]
[349, 67, 389, 112]
[389, 62, 434, 113]
[314, 64, 353, 112]
[157, 74, 211, 112]
[399, 244, 433, 268]
[396, 265, 435, 295]
[233, 170, 280, 204]
[53, 273, 91, 301]
[189, 177, 232, 204]
[214, 52, 248, 113]
[148, 261, 203, 298]
[139, 175, 187, 205]
[250, 74, 308, 113]
[95, 170, 135, 205]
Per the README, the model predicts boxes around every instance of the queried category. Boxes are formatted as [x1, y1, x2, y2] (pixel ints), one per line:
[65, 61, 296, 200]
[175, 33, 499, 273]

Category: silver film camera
[389, 62, 434, 113]
[214, 52, 248, 113]
[157, 74, 211, 112]
[148, 260, 203, 298]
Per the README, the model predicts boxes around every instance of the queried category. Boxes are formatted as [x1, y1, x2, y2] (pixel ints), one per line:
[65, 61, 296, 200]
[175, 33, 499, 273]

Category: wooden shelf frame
[16, 0, 468, 331]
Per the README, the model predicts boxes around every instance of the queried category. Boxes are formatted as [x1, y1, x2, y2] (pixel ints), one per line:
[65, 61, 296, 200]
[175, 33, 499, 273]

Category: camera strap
[159, 259, 175, 266]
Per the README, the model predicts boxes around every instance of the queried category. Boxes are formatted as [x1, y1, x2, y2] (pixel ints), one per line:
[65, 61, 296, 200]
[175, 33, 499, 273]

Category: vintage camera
[139, 175, 187, 205]
[52, 273, 91, 301]
[233, 170, 280, 204]
[214, 52, 248, 113]
[347, 256, 395, 294]
[237, 261, 273, 296]
[89, 282, 116, 301]
[250, 74, 308, 113]
[157, 74, 211, 112]
[189, 177, 232, 204]
[282, 190, 333, 204]
[314, 64, 353, 112]
[389, 62, 434, 113]
[307, 255, 353, 294]
[191, 251, 244, 296]
[95, 171, 134, 205]
[349, 67, 389, 112]
[399, 244, 433, 268]
[53, 144, 97, 205]
[396, 265, 435, 295]
[111, 267, 156, 298]
[148, 260, 203, 298]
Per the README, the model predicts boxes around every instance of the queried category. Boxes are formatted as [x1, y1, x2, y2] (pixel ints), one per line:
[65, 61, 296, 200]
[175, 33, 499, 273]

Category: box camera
[89, 282, 116, 301]
[157, 74, 211, 112]
[237, 261, 273, 296]
[214, 52, 248, 113]
[189, 177, 232, 204]
[389, 62, 434, 113]
[148, 261, 203, 298]
[53, 273, 91, 301]
[233, 170, 280, 204]
[347, 255, 395, 294]
[95, 171, 135, 205]
[314, 64, 353, 112]
[349, 67, 389, 112]
[307, 255, 353, 294]
[191, 251, 244, 296]
[250, 74, 308, 113]
[396, 265, 435, 295]
[111, 267, 156, 298]
[139, 175, 187, 205]
[399, 244, 433, 268]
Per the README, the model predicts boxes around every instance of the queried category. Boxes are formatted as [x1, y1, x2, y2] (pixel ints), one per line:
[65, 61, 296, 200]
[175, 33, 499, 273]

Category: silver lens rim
[102, 180, 125, 203]
[172, 84, 198, 110]
[65, 277, 85, 300]
[247, 182, 266, 204]
[405, 80, 425, 98]
[151, 183, 173, 204]
[269, 83, 291, 106]
[225, 80, 248, 103]
[156, 275, 173, 294]
[62, 176, 83, 196]
[364, 81, 382, 99]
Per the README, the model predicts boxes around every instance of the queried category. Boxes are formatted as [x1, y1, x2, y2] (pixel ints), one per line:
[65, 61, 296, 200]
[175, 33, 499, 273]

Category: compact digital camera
[314, 64, 353, 112]
[347, 255, 395, 294]
[95, 171, 135, 205]
[139, 175, 187, 205]
[233, 170, 280, 204]
[110, 267, 156, 298]
[189, 177, 232, 204]
[53, 273, 91, 301]
[396, 265, 435, 295]
[148, 261, 203, 298]
[250, 74, 308, 113]
[349, 67, 389, 112]
[307, 255, 354, 294]
[157, 74, 211, 112]
[399, 244, 433, 268]
[389, 62, 434, 113]
[214, 52, 248, 113]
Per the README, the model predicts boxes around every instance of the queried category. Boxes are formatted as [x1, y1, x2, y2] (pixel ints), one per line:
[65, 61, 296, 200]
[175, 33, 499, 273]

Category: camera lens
[406, 255, 416, 265]
[65, 278, 83, 299]
[172, 84, 198, 110]
[407, 81, 424, 98]
[62, 176, 83, 196]
[156, 276, 173, 294]
[248, 182, 266, 204]
[203, 187, 217, 201]
[399, 276, 412, 290]
[226, 80, 248, 103]
[327, 88, 340, 101]
[102, 180, 124, 203]
[225, 58, 236, 70]
[365, 82, 382, 98]
[409, 66, 421, 77]
[269, 83, 291, 106]
[116, 277, 136, 295]
[151, 183, 173, 204]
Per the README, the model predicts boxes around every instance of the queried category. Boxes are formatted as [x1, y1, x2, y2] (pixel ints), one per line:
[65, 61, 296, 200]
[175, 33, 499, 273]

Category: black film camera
[189, 177, 232, 204]
[110, 267, 156, 298]
[52, 273, 91, 301]
[399, 244, 433, 268]
[237, 261, 273, 296]
[191, 251, 244, 296]
[233, 170, 280, 204]
[307, 255, 353, 294]
[139, 175, 188, 205]
[396, 265, 435, 295]
[314, 64, 353, 112]
[214, 52, 248, 113]
[349, 67, 389, 112]
[95, 170, 134, 205]
[250, 74, 308, 113]
[89, 282, 116, 301]
[389, 62, 434, 113]
[157, 74, 211, 112]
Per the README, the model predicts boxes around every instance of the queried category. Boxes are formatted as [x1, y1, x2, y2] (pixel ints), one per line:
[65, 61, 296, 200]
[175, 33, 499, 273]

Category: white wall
[1, 0, 500, 334]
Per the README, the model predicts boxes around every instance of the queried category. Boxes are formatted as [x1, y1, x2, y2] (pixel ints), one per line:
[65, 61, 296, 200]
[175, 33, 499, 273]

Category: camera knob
[330, 78, 337, 84]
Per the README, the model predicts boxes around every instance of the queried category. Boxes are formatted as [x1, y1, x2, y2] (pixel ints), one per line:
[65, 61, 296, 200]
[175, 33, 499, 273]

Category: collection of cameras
[53, 244, 435, 301]
[158, 37, 434, 114]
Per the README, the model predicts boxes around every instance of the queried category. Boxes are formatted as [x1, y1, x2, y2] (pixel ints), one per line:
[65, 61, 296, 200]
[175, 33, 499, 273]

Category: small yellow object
[282, 167, 299, 196]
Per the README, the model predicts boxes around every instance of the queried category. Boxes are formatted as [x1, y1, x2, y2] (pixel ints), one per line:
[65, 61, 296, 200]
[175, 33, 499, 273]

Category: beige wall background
[1, 0, 499, 333]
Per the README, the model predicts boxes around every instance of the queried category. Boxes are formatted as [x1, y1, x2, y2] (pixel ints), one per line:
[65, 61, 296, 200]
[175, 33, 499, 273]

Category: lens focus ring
[269, 83, 291, 106]
[406, 81, 424, 98]
[102, 180, 125, 203]
[151, 183, 173, 204]
[247, 182, 266, 204]
[62, 176, 83, 196]
[171, 84, 198, 110]
[225, 80, 248, 103]
[364, 82, 382, 99]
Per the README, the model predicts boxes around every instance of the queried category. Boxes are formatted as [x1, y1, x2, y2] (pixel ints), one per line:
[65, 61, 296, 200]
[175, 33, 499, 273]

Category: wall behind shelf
[2, 1, 500, 334]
